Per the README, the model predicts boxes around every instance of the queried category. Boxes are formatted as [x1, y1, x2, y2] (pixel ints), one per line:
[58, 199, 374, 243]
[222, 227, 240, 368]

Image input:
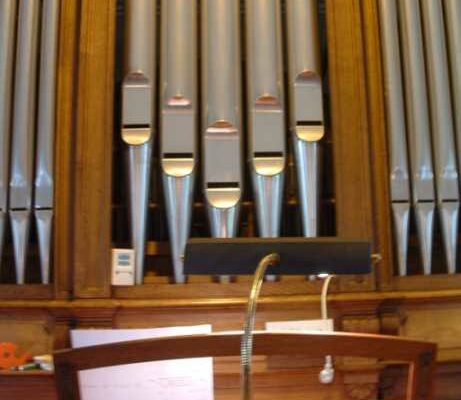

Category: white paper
[265, 319, 334, 332]
[71, 325, 213, 400]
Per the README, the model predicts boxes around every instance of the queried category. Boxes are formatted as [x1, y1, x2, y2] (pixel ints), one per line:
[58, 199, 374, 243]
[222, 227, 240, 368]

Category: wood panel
[73, 0, 116, 298]
[4, 366, 460, 400]
[0, 369, 379, 400]
[326, 0, 374, 239]
[54, 0, 81, 299]
[325, 0, 376, 292]
[0, 285, 53, 300]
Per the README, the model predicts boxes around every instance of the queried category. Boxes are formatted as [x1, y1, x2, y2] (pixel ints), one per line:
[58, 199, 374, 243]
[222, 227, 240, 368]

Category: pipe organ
[0, 0, 59, 285]
[1, 0, 461, 286]
[116, 0, 328, 284]
[4, 2, 461, 398]
[378, 0, 461, 276]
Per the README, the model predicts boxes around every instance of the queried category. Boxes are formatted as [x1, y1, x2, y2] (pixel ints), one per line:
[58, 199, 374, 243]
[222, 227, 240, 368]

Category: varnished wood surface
[325, 0, 376, 293]
[73, 0, 115, 298]
[54, 0, 80, 299]
[53, 332, 435, 400]
[1, 287, 461, 308]
[4, 363, 461, 400]
[54, 331, 435, 368]
[360, 0, 394, 288]
[326, 0, 374, 240]
[0, 285, 54, 300]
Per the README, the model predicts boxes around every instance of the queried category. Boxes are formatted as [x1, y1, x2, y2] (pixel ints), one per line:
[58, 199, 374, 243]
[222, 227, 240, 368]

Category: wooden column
[326, 0, 376, 291]
[326, 0, 374, 239]
[54, 0, 80, 299]
[73, 0, 116, 298]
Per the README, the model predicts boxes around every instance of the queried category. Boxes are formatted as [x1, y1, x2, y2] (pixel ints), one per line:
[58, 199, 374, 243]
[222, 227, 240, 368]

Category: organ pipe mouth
[122, 125, 152, 146]
[206, 184, 242, 209]
[252, 152, 285, 176]
[295, 122, 324, 142]
[161, 155, 195, 178]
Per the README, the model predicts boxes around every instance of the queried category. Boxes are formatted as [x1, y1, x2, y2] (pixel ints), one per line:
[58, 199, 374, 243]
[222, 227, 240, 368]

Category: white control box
[111, 249, 135, 286]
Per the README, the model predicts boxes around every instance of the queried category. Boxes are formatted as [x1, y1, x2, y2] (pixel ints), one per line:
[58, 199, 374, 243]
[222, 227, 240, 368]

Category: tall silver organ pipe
[378, 0, 411, 276]
[9, 0, 40, 284]
[246, 0, 286, 282]
[0, 0, 17, 273]
[285, 0, 324, 238]
[420, 0, 459, 274]
[160, 0, 197, 284]
[245, 0, 286, 241]
[444, 0, 461, 191]
[121, 0, 156, 285]
[398, 0, 435, 275]
[35, 0, 60, 284]
[202, 0, 243, 280]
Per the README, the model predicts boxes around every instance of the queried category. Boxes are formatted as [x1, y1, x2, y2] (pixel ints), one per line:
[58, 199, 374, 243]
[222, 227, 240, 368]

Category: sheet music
[71, 325, 213, 400]
[266, 319, 334, 332]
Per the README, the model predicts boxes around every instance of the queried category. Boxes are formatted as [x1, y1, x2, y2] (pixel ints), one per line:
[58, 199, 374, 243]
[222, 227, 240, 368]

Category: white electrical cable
[321, 274, 334, 320]
[319, 274, 335, 384]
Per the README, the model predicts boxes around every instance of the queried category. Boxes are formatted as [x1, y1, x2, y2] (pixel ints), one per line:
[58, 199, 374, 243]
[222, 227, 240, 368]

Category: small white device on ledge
[111, 249, 135, 286]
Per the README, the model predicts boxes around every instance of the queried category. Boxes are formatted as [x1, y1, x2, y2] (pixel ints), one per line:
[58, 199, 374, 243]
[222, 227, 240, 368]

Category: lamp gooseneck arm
[241, 252, 280, 400]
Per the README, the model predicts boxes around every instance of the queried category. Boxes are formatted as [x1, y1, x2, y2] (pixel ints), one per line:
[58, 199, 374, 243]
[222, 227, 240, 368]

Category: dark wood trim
[1, 288, 461, 310]
[73, 0, 116, 298]
[390, 275, 461, 292]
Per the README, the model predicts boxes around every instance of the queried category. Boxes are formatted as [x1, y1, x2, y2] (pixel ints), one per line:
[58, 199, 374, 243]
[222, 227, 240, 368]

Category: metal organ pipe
[444, 0, 461, 200]
[378, 0, 411, 276]
[0, 0, 17, 274]
[420, 0, 459, 274]
[245, 0, 286, 238]
[245, 0, 286, 281]
[160, 0, 197, 284]
[398, 0, 435, 275]
[121, 0, 156, 285]
[202, 0, 244, 281]
[35, 0, 60, 284]
[285, 0, 324, 238]
[9, 0, 41, 284]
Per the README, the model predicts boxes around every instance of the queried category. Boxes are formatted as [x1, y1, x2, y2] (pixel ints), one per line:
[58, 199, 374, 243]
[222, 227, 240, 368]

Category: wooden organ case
[0, 0, 460, 399]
